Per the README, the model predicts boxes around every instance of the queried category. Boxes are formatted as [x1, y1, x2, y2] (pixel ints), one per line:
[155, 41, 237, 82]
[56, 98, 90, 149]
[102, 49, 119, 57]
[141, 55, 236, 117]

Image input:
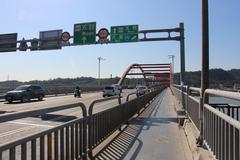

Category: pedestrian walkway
[95, 88, 193, 160]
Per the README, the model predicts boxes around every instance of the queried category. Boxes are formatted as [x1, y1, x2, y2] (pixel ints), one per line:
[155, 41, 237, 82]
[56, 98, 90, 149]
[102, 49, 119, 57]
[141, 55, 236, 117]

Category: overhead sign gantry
[0, 22, 185, 85]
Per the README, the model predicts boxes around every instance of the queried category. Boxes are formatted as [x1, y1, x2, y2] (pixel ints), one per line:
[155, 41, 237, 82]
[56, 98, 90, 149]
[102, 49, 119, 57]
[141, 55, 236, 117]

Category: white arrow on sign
[82, 37, 87, 44]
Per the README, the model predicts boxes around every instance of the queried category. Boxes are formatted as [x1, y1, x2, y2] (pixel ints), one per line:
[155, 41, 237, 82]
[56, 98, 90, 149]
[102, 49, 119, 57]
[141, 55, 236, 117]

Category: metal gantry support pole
[179, 23, 186, 86]
[198, 0, 209, 146]
[179, 23, 186, 109]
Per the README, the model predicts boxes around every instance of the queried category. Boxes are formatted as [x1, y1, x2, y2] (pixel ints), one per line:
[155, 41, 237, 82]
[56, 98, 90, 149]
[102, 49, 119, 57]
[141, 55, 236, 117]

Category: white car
[136, 85, 148, 96]
[103, 85, 120, 97]
[112, 84, 122, 93]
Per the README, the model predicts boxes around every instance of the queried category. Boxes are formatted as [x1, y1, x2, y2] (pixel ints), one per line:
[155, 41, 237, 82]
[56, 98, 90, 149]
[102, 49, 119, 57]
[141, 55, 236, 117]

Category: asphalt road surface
[0, 89, 137, 145]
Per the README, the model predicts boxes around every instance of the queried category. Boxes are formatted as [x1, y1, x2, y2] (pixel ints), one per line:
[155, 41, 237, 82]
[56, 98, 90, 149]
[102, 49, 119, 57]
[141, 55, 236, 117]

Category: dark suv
[5, 85, 45, 103]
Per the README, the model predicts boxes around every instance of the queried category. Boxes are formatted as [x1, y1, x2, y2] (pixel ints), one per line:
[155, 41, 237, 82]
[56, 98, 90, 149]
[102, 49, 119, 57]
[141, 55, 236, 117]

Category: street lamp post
[97, 57, 105, 86]
[168, 55, 175, 85]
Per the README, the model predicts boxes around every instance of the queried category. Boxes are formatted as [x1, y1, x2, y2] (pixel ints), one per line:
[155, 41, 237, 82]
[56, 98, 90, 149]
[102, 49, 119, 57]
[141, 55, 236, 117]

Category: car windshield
[14, 85, 29, 91]
[105, 86, 114, 90]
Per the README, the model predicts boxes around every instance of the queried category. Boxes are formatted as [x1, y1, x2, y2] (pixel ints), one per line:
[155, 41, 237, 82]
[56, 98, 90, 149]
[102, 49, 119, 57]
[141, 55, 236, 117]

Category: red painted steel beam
[142, 70, 171, 72]
[127, 73, 170, 76]
[133, 66, 170, 69]
[143, 70, 170, 72]
[138, 63, 170, 66]
[118, 64, 147, 86]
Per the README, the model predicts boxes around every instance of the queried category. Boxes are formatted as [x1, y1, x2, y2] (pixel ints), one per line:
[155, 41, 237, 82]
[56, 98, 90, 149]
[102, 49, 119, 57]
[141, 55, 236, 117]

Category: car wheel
[21, 96, 28, 103]
[38, 95, 43, 101]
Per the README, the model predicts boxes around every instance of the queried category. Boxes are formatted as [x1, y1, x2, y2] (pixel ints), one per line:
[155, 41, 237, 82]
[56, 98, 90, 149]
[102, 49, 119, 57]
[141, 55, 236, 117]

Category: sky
[0, 0, 239, 81]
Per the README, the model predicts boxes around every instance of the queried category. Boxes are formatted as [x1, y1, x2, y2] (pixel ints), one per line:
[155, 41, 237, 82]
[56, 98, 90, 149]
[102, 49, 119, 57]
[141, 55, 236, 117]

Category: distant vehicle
[136, 85, 148, 96]
[5, 85, 45, 103]
[74, 86, 81, 98]
[112, 84, 122, 93]
[103, 85, 120, 97]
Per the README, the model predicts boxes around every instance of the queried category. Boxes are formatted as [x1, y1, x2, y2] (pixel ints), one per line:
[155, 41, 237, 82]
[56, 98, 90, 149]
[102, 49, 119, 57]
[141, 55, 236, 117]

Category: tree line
[174, 68, 240, 89]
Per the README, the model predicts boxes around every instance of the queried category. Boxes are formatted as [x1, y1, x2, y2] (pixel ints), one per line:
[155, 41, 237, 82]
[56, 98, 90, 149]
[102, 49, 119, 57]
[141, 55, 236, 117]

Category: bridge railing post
[126, 92, 137, 102]
[88, 96, 121, 159]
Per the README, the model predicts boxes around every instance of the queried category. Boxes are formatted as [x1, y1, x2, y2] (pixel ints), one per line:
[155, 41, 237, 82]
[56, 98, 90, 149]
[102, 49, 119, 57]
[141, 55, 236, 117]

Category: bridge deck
[95, 88, 193, 160]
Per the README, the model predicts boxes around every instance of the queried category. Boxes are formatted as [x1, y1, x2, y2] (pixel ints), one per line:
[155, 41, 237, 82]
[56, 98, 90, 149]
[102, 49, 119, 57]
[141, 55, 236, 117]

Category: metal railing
[0, 103, 88, 160]
[0, 88, 164, 160]
[203, 89, 240, 160]
[172, 85, 240, 160]
[126, 92, 137, 102]
[172, 85, 200, 129]
[211, 104, 240, 120]
[88, 89, 162, 158]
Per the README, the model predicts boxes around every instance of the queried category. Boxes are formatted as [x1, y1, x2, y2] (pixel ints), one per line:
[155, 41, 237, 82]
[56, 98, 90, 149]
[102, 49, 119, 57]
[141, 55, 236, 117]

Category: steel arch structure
[118, 63, 172, 87]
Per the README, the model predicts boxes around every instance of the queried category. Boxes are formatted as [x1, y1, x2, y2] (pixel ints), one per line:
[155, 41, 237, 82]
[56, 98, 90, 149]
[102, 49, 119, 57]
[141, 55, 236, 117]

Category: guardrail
[0, 88, 164, 160]
[172, 86, 200, 129]
[126, 92, 137, 102]
[203, 89, 240, 160]
[172, 85, 240, 160]
[0, 103, 88, 160]
[87, 89, 162, 158]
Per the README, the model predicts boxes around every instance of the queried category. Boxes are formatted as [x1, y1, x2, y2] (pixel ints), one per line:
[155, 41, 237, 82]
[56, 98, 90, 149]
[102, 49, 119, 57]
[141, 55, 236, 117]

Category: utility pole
[198, 0, 209, 146]
[97, 57, 105, 86]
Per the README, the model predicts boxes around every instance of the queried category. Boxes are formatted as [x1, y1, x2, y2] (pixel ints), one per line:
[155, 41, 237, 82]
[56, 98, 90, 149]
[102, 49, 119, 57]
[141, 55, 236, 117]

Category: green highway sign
[110, 25, 138, 43]
[74, 22, 96, 45]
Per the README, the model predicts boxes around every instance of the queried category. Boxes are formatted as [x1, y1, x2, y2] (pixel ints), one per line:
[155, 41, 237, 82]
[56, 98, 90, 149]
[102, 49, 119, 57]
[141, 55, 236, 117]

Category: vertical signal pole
[98, 57, 105, 86]
[198, 0, 209, 146]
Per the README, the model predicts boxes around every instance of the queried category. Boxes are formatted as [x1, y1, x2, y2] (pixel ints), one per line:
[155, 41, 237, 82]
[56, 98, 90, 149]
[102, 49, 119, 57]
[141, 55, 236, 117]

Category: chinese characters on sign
[74, 22, 96, 45]
[110, 25, 138, 43]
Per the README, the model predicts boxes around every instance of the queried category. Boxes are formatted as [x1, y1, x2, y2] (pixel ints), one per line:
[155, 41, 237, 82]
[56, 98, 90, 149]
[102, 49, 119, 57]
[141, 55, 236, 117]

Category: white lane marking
[9, 121, 54, 128]
[0, 97, 118, 138]
[0, 126, 36, 138]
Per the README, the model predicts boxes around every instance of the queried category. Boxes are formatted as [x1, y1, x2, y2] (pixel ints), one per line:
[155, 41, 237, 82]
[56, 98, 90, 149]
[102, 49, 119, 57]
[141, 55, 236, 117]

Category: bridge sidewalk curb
[183, 120, 215, 160]
[172, 92, 215, 160]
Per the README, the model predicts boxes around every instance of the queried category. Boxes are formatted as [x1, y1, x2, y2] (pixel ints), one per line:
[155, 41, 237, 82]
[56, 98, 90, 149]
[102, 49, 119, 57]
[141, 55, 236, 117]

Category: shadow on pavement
[94, 94, 160, 160]
[37, 113, 77, 122]
[4, 99, 45, 104]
